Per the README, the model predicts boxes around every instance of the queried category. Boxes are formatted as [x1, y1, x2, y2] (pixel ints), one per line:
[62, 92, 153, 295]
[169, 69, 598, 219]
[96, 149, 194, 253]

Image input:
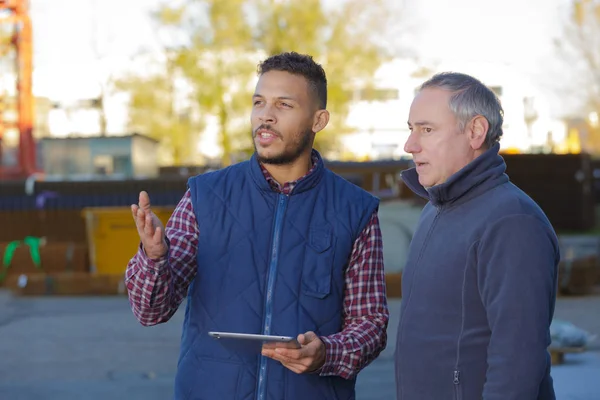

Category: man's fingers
[261, 349, 277, 360]
[131, 204, 141, 225]
[131, 204, 138, 218]
[262, 349, 311, 374]
[144, 213, 155, 237]
[263, 349, 299, 365]
[139, 191, 152, 212]
[275, 348, 301, 358]
[133, 207, 146, 231]
[263, 347, 304, 361]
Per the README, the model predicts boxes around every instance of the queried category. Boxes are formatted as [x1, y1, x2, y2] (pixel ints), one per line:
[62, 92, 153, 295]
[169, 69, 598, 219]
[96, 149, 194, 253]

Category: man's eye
[424, 127, 432, 133]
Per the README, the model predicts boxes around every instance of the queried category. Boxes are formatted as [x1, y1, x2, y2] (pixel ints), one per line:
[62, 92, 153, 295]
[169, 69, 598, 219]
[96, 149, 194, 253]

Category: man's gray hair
[419, 72, 504, 148]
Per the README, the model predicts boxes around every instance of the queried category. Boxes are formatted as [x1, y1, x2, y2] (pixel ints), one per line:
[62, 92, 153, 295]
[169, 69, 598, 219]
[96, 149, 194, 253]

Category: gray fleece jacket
[395, 143, 560, 400]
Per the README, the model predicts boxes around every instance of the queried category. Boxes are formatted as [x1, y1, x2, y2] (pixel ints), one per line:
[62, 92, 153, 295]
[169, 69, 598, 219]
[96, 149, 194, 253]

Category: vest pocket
[302, 224, 334, 299]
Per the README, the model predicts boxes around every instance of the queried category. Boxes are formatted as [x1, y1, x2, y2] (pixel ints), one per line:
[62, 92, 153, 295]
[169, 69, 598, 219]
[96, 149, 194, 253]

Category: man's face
[405, 87, 476, 188]
[251, 70, 316, 165]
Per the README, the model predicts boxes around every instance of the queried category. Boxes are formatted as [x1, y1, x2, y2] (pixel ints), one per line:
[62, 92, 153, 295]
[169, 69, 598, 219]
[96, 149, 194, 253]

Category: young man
[395, 72, 560, 400]
[126, 52, 389, 400]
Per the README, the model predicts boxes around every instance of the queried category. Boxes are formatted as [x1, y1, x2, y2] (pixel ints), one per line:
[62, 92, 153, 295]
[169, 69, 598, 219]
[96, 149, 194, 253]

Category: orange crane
[0, 0, 36, 179]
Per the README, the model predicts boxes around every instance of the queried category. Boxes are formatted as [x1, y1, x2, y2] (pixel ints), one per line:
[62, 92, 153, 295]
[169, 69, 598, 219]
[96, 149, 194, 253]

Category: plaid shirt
[125, 155, 389, 379]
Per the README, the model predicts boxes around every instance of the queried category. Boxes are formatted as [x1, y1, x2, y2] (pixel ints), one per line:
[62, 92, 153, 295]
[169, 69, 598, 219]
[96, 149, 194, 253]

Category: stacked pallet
[0, 238, 127, 296]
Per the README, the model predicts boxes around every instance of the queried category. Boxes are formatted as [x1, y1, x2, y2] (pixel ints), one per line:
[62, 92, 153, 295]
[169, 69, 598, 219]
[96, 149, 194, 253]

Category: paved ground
[0, 290, 598, 400]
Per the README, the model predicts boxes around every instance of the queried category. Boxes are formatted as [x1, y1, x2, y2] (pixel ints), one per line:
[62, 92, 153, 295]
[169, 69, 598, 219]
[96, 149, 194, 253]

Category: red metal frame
[0, 0, 36, 179]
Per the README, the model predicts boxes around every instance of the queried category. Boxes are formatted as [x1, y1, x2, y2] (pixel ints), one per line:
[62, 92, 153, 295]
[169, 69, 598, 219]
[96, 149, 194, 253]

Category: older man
[395, 72, 559, 400]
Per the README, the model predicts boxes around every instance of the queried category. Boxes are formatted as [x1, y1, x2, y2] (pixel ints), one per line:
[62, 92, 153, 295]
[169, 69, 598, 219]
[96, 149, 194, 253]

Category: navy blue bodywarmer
[173, 151, 379, 400]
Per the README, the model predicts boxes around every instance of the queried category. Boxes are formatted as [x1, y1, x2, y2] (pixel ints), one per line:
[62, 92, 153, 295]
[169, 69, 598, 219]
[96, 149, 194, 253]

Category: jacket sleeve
[477, 214, 559, 400]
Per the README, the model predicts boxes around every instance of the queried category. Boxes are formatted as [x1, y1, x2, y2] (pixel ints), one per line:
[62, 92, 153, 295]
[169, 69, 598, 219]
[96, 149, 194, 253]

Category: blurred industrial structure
[0, 0, 35, 178]
[39, 134, 159, 179]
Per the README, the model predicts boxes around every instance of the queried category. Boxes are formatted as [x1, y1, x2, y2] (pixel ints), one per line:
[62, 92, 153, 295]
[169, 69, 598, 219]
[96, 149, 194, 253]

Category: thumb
[153, 225, 164, 244]
[298, 331, 318, 345]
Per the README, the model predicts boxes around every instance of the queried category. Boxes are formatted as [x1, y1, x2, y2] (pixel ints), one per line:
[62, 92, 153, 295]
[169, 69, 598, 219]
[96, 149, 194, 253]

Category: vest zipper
[453, 370, 461, 400]
[257, 194, 288, 400]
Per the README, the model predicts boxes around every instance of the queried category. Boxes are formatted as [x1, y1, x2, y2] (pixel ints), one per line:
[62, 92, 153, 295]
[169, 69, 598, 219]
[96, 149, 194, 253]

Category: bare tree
[90, 0, 115, 136]
[553, 0, 600, 152]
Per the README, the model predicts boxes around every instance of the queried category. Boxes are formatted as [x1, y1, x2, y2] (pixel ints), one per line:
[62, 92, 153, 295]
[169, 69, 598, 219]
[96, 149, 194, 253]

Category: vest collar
[249, 149, 326, 195]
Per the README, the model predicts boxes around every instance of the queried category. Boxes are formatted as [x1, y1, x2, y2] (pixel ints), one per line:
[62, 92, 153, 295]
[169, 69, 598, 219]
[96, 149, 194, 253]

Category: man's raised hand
[131, 191, 167, 259]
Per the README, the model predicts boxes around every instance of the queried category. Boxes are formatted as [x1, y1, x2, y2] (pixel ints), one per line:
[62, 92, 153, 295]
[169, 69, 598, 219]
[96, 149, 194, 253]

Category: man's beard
[253, 126, 314, 166]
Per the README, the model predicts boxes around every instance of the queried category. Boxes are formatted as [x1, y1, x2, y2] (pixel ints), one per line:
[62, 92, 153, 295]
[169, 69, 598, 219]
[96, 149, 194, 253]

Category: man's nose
[258, 104, 276, 124]
[404, 131, 421, 154]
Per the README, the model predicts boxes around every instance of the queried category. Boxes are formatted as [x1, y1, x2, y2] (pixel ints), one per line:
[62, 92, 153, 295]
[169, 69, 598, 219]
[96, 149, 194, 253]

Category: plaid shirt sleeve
[318, 210, 389, 379]
[125, 189, 198, 326]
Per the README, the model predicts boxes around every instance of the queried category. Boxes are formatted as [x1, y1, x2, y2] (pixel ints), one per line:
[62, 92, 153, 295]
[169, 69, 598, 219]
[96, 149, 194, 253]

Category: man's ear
[312, 110, 330, 133]
[468, 115, 489, 150]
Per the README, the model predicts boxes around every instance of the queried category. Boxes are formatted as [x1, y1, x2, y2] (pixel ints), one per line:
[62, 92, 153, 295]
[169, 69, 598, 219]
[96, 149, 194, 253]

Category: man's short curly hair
[258, 51, 327, 109]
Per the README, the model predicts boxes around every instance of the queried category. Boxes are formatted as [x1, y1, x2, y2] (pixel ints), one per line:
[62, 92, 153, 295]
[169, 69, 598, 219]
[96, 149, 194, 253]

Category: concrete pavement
[1, 291, 599, 400]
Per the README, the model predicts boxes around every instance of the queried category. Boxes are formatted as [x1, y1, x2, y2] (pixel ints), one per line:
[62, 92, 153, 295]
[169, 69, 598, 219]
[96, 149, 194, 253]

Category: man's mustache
[253, 125, 282, 138]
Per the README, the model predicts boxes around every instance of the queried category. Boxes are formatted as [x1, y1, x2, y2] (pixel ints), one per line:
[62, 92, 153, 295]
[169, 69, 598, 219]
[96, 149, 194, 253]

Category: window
[93, 155, 113, 175]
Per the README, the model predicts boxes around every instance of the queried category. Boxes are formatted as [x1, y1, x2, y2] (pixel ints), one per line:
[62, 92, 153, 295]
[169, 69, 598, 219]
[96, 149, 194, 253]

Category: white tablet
[208, 331, 301, 351]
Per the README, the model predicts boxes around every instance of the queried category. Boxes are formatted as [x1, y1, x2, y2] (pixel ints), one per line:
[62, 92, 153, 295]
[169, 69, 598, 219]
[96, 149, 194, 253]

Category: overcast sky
[25, 0, 571, 111]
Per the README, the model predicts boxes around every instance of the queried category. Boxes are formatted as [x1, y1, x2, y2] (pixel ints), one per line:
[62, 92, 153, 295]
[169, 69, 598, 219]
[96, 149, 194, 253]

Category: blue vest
[173, 151, 379, 400]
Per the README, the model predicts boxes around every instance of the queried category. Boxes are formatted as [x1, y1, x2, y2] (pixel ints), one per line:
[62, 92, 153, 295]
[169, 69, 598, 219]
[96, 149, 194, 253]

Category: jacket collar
[401, 143, 509, 208]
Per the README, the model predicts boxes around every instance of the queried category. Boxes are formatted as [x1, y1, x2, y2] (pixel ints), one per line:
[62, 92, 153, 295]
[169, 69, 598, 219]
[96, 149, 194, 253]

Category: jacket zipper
[453, 370, 461, 399]
[454, 235, 468, 400]
[256, 194, 288, 400]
